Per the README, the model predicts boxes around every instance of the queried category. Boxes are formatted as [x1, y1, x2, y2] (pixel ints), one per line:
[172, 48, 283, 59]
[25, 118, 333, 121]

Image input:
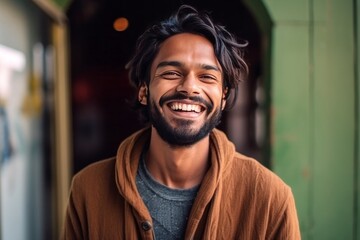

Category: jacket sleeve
[61, 176, 85, 240]
[270, 188, 301, 240]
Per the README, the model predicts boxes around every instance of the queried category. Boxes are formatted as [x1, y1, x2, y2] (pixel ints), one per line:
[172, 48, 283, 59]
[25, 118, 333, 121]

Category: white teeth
[170, 103, 202, 113]
[195, 105, 201, 113]
[182, 104, 187, 111]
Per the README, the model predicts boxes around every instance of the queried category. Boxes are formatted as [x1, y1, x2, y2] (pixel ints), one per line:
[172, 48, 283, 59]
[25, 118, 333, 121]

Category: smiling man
[62, 5, 301, 240]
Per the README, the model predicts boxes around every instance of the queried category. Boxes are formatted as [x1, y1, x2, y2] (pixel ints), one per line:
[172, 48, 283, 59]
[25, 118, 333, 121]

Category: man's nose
[176, 74, 200, 95]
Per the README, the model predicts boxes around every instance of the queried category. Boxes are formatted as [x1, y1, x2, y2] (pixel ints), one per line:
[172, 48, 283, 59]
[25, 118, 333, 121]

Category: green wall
[357, 0, 360, 238]
[261, 0, 357, 239]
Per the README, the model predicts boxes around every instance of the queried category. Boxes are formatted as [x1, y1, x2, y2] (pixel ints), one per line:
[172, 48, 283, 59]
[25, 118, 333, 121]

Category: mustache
[159, 92, 213, 111]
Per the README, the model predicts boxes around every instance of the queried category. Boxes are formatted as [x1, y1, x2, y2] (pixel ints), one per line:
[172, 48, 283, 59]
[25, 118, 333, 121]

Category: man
[62, 5, 301, 240]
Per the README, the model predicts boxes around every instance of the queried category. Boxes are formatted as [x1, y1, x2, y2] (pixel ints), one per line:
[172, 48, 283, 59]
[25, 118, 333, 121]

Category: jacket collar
[114, 127, 236, 236]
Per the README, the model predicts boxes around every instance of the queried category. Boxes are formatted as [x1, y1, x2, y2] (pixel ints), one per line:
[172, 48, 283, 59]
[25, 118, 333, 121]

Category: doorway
[66, 0, 268, 173]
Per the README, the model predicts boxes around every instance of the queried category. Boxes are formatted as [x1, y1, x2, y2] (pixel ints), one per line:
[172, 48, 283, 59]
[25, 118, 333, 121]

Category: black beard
[148, 93, 223, 147]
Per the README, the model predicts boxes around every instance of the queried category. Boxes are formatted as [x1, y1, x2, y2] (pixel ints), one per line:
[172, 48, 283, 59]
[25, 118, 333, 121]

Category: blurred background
[0, 0, 358, 239]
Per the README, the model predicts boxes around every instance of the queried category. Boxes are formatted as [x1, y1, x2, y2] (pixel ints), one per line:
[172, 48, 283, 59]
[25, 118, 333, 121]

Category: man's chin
[150, 101, 222, 146]
[153, 124, 207, 147]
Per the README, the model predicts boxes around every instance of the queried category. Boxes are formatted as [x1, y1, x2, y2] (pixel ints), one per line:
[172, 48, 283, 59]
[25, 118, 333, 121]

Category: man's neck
[145, 127, 210, 189]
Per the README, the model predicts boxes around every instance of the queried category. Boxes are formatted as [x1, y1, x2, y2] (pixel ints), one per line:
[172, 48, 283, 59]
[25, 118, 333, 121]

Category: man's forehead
[155, 60, 221, 72]
[152, 33, 221, 71]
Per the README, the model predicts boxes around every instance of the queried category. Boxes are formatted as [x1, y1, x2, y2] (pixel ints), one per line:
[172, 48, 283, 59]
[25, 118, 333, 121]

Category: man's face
[140, 33, 226, 146]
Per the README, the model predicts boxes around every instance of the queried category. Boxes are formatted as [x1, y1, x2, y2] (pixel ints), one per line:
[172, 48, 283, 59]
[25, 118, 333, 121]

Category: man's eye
[200, 75, 216, 81]
[161, 72, 181, 79]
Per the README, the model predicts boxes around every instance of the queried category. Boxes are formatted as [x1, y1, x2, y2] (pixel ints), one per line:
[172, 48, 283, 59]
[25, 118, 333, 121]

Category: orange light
[113, 17, 129, 32]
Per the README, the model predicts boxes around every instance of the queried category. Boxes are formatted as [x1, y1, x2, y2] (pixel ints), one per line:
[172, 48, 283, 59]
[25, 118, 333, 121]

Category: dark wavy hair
[126, 5, 248, 122]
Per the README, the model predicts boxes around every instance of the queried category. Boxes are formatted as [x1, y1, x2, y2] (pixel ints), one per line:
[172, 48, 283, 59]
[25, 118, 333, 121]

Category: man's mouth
[168, 102, 204, 113]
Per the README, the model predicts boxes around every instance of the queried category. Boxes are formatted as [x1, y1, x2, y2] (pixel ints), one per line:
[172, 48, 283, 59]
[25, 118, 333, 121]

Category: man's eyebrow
[156, 61, 183, 69]
[156, 61, 221, 72]
[200, 64, 221, 72]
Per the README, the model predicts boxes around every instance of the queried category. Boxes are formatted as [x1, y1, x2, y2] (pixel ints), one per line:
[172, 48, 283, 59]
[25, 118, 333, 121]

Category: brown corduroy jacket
[62, 128, 301, 239]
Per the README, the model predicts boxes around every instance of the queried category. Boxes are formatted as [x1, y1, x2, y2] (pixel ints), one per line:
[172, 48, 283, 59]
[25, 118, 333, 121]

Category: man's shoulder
[230, 152, 268, 172]
[228, 153, 291, 193]
[71, 157, 117, 190]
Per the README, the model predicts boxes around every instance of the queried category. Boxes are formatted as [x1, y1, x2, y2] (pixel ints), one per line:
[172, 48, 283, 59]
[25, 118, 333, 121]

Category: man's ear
[138, 83, 148, 105]
[221, 87, 228, 110]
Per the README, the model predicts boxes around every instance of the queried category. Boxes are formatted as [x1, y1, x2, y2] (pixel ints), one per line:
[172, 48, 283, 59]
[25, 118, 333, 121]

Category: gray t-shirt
[136, 152, 199, 240]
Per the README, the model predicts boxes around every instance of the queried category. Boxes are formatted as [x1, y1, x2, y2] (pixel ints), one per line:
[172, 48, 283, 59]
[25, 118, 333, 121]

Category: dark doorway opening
[66, 0, 266, 174]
